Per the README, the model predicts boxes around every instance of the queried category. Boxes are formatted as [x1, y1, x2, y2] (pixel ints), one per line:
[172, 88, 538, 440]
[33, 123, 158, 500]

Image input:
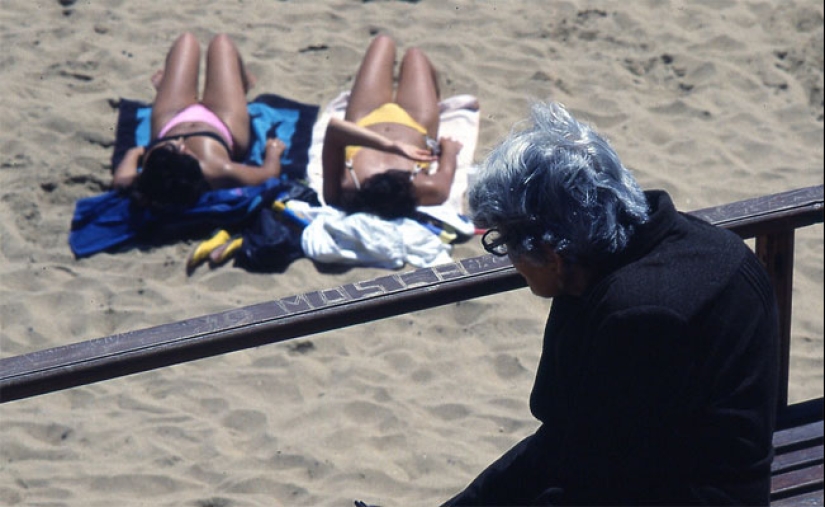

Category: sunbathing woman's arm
[321, 119, 348, 206]
[325, 117, 435, 161]
[214, 138, 284, 188]
[415, 137, 463, 205]
[112, 146, 145, 189]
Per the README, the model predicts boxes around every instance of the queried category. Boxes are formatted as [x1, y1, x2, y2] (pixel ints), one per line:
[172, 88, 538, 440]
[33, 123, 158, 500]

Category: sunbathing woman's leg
[395, 47, 441, 139]
[151, 32, 201, 138]
[345, 34, 396, 122]
[201, 34, 252, 156]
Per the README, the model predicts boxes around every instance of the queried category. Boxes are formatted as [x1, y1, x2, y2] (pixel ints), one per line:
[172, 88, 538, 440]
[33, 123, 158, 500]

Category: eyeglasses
[481, 216, 541, 257]
[481, 228, 512, 257]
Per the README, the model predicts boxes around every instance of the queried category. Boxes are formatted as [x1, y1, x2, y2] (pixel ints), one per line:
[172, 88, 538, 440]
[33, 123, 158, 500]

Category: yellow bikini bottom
[344, 103, 428, 162]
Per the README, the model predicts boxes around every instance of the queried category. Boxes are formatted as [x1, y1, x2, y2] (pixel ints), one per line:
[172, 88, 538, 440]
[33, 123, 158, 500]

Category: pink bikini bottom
[158, 104, 234, 151]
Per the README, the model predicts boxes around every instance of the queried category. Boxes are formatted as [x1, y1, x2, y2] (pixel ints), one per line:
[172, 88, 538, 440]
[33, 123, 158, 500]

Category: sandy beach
[0, 1, 822, 505]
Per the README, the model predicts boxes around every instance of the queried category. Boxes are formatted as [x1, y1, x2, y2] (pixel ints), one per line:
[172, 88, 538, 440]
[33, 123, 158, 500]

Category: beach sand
[0, 1, 822, 505]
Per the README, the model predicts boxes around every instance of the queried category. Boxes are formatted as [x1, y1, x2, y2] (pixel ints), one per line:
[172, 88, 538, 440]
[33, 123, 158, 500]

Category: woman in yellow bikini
[112, 32, 285, 212]
[322, 34, 463, 219]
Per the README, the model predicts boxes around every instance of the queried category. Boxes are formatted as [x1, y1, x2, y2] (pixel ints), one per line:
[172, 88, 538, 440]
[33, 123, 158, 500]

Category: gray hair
[469, 101, 650, 265]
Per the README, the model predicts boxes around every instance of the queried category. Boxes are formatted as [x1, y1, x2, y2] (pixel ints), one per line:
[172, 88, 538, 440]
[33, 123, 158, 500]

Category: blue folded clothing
[70, 94, 319, 258]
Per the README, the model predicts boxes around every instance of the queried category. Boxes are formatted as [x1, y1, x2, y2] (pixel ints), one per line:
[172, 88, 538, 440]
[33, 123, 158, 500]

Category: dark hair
[341, 169, 418, 219]
[130, 146, 210, 213]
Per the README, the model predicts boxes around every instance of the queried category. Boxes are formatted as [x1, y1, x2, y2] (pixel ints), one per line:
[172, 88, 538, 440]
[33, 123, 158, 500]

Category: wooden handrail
[689, 185, 824, 409]
[1, 185, 822, 404]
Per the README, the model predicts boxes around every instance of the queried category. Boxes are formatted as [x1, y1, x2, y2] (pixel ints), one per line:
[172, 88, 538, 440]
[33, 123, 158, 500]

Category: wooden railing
[1, 185, 822, 408]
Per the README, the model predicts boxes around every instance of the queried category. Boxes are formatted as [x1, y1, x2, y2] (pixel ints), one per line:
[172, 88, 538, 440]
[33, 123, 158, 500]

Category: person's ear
[539, 244, 564, 270]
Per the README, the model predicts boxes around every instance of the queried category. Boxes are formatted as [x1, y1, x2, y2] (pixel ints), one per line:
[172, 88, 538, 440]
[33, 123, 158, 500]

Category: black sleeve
[441, 423, 562, 506]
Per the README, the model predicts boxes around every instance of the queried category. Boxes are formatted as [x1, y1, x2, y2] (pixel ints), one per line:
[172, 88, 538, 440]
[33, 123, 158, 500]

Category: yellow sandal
[209, 236, 243, 266]
[187, 229, 231, 272]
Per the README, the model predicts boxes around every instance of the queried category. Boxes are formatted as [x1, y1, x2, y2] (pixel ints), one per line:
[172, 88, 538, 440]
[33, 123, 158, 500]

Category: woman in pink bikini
[322, 34, 464, 219]
[112, 32, 284, 211]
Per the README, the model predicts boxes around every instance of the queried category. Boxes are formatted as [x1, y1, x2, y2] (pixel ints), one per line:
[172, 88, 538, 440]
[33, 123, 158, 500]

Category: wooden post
[756, 230, 796, 410]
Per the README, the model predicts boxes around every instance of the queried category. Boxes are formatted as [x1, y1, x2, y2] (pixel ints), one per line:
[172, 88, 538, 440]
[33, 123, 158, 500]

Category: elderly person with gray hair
[442, 102, 779, 506]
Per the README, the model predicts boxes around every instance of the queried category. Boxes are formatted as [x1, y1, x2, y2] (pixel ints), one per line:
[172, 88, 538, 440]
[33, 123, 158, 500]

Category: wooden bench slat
[774, 421, 825, 453]
[771, 489, 824, 506]
[771, 463, 824, 500]
[773, 444, 824, 475]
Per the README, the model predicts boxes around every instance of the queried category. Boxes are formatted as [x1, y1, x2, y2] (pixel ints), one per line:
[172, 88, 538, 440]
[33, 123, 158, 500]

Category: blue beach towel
[70, 94, 319, 258]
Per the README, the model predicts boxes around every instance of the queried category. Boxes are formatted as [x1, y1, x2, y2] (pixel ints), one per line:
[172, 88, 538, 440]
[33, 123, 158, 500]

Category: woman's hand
[112, 145, 146, 189]
[259, 137, 286, 180]
[438, 137, 463, 157]
[392, 141, 438, 162]
[265, 138, 286, 159]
